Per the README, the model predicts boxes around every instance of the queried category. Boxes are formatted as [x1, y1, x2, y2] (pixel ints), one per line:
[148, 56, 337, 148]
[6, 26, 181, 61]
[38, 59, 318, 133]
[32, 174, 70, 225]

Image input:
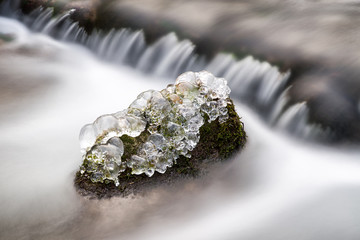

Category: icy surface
[79, 71, 231, 185]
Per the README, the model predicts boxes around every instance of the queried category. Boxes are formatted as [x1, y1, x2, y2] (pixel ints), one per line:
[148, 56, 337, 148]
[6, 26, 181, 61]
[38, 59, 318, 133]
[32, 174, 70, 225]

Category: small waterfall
[137, 33, 202, 77]
[29, 8, 54, 32]
[41, 9, 75, 34]
[83, 28, 146, 65]
[269, 87, 291, 124]
[0, 1, 333, 141]
[205, 54, 291, 114]
[0, 0, 20, 17]
[275, 102, 334, 140]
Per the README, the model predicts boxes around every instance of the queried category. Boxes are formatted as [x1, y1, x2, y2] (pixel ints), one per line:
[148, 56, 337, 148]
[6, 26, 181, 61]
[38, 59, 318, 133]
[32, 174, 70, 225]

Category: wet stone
[75, 71, 247, 198]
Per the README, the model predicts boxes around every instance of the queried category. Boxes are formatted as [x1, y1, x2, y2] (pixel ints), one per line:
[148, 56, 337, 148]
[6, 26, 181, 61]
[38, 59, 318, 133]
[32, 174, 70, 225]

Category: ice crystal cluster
[79, 71, 231, 186]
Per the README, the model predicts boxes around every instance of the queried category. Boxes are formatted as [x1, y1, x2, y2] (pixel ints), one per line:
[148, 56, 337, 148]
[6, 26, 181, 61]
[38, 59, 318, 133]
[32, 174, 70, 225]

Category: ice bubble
[148, 133, 167, 151]
[175, 82, 198, 100]
[169, 94, 183, 104]
[107, 137, 124, 155]
[91, 144, 123, 165]
[113, 109, 127, 118]
[93, 114, 119, 136]
[196, 70, 215, 86]
[155, 160, 168, 174]
[79, 123, 96, 154]
[176, 71, 197, 85]
[160, 84, 176, 98]
[125, 115, 146, 137]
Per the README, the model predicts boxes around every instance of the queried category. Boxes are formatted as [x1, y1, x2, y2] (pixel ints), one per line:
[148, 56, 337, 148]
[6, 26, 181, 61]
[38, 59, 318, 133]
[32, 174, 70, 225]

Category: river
[1, 2, 360, 240]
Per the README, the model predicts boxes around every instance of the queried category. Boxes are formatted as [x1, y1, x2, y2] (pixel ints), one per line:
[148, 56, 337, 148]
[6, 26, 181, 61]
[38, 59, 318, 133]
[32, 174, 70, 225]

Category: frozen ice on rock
[94, 115, 119, 134]
[160, 84, 176, 98]
[81, 140, 124, 186]
[128, 155, 147, 174]
[124, 115, 147, 137]
[176, 82, 199, 100]
[175, 71, 197, 85]
[79, 71, 232, 185]
[148, 133, 167, 151]
[113, 109, 127, 118]
[107, 137, 124, 156]
[196, 70, 215, 86]
[79, 124, 96, 154]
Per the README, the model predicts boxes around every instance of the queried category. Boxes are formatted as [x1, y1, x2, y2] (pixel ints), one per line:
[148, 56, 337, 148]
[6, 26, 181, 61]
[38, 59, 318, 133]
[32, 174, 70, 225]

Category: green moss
[194, 99, 246, 160]
[218, 100, 246, 158]
[120, 131, 150, 162]
[0, 33, 15, 42]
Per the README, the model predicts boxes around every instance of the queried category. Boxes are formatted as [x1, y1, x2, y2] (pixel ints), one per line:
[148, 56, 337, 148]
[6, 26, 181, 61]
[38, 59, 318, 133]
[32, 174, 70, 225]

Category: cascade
[0, 1, 332, 141]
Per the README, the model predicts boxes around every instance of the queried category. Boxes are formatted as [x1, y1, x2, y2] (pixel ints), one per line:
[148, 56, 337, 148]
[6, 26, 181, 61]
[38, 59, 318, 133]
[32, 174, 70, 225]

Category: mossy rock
[74, 99, 246, 199]
[0, 33, 14, 42]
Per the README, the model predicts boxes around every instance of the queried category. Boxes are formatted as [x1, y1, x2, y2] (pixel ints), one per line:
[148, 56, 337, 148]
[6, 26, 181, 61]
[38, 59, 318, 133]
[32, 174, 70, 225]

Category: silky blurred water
[1, 11, 360, 240]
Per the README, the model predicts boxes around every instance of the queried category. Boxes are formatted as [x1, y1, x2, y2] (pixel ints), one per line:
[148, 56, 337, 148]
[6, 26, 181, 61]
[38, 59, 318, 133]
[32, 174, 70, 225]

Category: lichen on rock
[77, 71, 246, 191]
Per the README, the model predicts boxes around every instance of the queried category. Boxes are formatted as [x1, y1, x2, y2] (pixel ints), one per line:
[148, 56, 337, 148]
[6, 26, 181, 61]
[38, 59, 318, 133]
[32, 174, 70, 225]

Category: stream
[1, 2, 360, 240]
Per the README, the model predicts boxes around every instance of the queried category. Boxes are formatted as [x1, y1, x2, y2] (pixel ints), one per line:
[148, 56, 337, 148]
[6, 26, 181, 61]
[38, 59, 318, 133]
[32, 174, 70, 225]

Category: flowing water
[1, 2, 360, 240]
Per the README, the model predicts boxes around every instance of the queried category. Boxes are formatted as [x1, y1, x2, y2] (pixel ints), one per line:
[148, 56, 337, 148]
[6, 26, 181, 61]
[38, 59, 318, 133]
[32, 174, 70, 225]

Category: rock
[20, 0, 48, 13]
[74, 71, 246, 198]
[20, 0, 98, 31]
[0, 33, 14, 43]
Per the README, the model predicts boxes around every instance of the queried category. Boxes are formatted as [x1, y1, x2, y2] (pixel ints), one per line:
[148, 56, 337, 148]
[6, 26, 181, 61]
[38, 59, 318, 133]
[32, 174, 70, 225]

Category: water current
[0, 2, 360, 240]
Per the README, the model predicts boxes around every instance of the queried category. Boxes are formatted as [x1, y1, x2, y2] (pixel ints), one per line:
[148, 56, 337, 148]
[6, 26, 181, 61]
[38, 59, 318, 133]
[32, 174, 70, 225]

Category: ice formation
[79, 71, 231, 186]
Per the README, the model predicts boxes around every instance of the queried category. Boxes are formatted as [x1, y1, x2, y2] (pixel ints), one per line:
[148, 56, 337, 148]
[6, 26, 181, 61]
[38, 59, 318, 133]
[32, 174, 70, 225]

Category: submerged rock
[0, 33, 14, 43]
[75, 71, 246, 198]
